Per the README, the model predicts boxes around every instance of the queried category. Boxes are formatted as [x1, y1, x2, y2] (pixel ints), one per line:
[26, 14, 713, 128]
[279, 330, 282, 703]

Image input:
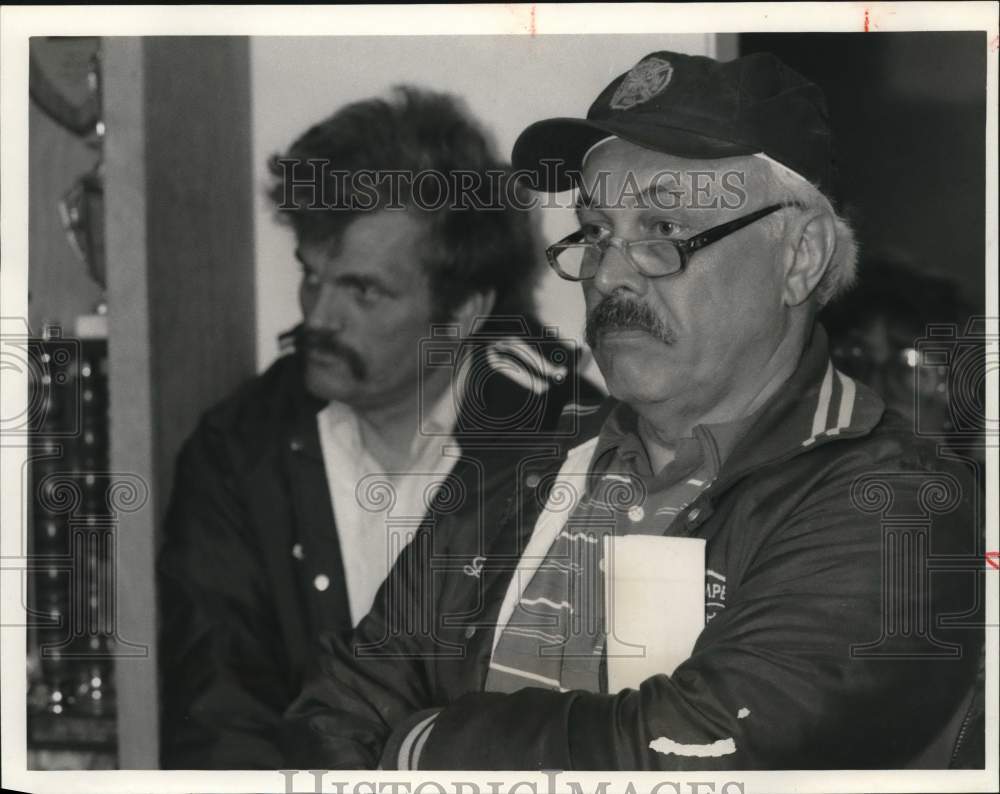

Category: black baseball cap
[512, 50, 833, 193]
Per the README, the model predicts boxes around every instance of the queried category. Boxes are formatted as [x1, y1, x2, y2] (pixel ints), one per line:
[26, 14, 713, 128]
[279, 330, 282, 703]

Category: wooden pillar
[103, 35, 256, 769]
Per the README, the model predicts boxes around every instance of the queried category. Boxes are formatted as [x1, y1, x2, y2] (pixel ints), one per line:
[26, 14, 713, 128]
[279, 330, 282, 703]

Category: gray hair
[758, 156, 858, 306]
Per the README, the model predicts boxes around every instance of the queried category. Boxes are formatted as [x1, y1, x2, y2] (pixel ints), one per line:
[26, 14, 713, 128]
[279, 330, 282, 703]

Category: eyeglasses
[546, 203, 796, 281]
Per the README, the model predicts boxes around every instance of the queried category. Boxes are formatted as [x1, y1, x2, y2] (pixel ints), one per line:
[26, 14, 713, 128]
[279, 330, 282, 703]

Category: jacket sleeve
[280, 380, 606, 770]
[281, 512, 439, 769]
[157, 418, 293, 769]
[411, 459, 981, 770]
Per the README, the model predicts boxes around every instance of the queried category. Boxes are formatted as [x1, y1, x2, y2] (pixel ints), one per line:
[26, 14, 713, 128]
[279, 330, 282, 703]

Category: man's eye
[580, 224, 609, 243]
[353, 283, 384, 304]
[649, 220, 682, 238]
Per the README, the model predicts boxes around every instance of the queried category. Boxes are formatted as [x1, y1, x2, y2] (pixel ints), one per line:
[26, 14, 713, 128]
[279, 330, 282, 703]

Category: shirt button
[525, 473, 541, 489]
[628, 505, 645, 523]
[313, 574, 330, 592]
[688, 508, 701, 522]
[464, 625, 477, 639]
[289, 437, 303, 452]
[291, 543, 304, 560]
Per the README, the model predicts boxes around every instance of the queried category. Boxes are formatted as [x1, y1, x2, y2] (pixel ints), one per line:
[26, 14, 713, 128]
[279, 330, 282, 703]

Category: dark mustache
[585, 293, 676, 349]
[295, 326, 367, 381]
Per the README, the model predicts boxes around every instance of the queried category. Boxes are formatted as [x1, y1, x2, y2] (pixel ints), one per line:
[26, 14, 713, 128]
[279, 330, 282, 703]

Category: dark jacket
[157, 321, 600, 768]
[283, 325, 983, 770]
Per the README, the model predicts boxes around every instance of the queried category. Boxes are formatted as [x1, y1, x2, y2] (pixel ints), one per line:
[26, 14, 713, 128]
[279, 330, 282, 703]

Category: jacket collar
[716, 323, 885, 486]
[286, 354, 328, 463]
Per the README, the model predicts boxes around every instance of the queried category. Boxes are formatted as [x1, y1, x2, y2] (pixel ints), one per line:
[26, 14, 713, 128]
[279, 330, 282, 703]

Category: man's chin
[594, 338, 680, 401]
[304, 364, 357, 403]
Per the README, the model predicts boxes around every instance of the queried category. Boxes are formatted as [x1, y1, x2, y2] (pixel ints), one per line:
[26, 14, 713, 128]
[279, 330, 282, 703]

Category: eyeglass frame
[545, 202, 801, 281]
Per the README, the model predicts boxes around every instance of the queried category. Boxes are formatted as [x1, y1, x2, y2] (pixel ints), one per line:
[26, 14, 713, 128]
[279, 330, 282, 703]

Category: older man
[157, 86, 598, 768]
[284, 52, 981, 770]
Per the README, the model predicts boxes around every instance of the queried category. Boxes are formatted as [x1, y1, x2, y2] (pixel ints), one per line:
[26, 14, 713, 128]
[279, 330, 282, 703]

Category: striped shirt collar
[593, 399, 763, 484]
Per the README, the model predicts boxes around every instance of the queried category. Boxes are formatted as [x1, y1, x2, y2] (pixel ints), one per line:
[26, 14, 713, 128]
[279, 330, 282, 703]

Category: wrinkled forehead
[577, 138, 772, 212]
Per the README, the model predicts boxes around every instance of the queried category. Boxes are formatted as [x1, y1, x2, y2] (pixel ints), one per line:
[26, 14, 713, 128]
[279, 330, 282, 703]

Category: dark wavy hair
[267, 85, 541, 322]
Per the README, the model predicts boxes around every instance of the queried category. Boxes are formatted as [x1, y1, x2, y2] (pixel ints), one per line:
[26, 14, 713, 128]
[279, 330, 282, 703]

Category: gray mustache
[585, 294, 676, 349]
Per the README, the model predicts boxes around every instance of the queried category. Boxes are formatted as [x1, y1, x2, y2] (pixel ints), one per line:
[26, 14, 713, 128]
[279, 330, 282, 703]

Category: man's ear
[451, 289, 496, 336]
[782, 209, 836, 306]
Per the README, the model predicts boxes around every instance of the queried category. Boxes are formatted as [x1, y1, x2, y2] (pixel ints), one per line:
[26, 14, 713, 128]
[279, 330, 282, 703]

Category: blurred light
[903, 348, 918, 368]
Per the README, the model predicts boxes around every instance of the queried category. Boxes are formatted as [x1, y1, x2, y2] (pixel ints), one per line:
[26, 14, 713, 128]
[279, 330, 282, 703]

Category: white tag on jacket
[603, 534, 706, 692]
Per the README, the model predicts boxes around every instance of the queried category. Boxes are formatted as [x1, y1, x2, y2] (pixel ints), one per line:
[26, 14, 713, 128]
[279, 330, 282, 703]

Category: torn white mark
[737, 707, 751, 719]
[649, 736, 737, 758]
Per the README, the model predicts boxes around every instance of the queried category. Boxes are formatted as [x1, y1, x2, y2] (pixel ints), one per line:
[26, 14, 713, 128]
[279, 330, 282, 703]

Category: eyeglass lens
[555, 240, 684, 280]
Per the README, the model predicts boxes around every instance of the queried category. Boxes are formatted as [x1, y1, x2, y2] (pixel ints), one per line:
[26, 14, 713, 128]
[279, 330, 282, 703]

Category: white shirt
[316, 386, 461, 626]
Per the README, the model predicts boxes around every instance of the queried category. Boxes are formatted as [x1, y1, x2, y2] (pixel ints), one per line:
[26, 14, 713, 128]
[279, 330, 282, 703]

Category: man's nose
[304, 282, 347, 331]
[592, 241, 647, 297]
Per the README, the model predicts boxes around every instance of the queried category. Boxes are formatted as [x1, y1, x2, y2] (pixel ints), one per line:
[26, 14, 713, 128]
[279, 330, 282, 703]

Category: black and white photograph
[1, 4, 997, 793]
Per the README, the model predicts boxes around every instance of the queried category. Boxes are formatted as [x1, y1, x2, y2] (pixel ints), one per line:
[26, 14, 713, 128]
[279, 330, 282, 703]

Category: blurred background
[24, 31, 988, 768]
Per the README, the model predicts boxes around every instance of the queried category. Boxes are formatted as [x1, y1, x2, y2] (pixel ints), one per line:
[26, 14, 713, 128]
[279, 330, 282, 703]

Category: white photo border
[2, 3, 997, 793]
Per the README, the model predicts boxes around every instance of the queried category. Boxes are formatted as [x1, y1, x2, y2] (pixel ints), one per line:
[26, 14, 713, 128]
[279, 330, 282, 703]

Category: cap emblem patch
[610, 57, 674, 110]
